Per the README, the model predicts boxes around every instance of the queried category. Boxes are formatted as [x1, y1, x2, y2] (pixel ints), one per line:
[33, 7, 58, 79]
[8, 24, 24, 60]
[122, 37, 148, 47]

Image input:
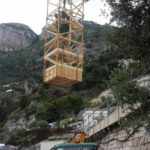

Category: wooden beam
[45, 57, 57, 65]
[44, 48, 58, 58]
[57, 63, 83, 71]
[45, 36, 57, 47]
[59, 35, 83, 45]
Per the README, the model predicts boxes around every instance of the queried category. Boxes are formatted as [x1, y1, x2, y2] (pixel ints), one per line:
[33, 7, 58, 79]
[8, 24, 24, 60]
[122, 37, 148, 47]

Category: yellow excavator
[69, 132, 89, 143]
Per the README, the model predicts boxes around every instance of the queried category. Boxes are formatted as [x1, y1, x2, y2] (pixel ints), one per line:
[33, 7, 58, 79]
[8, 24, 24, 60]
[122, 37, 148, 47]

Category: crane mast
[43, 0, 84, 87]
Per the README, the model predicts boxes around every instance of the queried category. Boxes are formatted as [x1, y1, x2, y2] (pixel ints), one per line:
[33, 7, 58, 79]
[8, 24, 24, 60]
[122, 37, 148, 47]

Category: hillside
[0, 21, 114, 85]
[0, 21, 122, 145]
[0, 19, 149, 148]
[0, 0, 149, 149]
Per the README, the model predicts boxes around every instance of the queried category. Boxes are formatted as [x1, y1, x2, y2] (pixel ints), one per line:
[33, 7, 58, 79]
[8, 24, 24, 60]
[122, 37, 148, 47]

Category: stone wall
[98, 126, 150, 150]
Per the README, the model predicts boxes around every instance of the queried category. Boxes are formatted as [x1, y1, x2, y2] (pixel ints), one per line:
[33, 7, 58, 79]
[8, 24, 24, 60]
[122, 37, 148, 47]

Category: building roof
[54, 143, 97, 148]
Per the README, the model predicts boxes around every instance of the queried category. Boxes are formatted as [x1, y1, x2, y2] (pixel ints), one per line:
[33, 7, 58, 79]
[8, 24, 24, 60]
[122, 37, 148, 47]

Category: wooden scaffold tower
[43, 0, 84, 87]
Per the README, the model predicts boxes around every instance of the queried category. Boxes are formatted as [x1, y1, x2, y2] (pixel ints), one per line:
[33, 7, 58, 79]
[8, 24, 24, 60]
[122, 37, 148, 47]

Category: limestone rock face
[0, 23, 38, 51]
[39, 26, 53, 40]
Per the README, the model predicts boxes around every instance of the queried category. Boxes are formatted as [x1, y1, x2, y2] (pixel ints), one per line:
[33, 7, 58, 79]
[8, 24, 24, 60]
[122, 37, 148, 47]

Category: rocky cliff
[0, 23, 38, 51]
[39, 26, 53, 40]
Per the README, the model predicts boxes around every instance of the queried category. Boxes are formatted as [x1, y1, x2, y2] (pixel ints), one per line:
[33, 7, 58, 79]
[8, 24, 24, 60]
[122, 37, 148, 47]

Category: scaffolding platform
[44, 64, 83, 87]
[43, 0, 84, 87]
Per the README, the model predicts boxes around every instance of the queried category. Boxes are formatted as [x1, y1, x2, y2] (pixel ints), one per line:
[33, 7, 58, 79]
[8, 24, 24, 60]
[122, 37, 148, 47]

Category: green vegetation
[6, 128, 27, 146]
[99, 96, 117, 109]
[0, 98, 19, 124]
[6, 127, 72, 147]
[0, 22, 111, 85]
[82, 0, 150, 130]
[60, 118, 77, 127]
[25, 104, 37, 118]
[108, 67, 146, 106]
[103, 0, 150, 128]
[28, 120, 49, 129]
[74, 49, 122, 91]
[84, 22, 112, 48]
[0, 22, 122, 140]
[0, 40, 43, 84]
[20, 96, 31, 109]
[36, 94, 82, 122]
[1, 3, 150, 142]
[107, 0, 150, 64]
[107, 65, 150, 127]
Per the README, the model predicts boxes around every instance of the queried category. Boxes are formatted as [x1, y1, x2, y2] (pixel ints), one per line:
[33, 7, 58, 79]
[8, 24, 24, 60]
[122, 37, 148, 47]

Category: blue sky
[0, 0, 110, 34]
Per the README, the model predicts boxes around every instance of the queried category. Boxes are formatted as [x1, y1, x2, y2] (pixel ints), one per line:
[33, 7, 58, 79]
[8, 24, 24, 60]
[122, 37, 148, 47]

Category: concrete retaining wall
[98, 127, 150, 150]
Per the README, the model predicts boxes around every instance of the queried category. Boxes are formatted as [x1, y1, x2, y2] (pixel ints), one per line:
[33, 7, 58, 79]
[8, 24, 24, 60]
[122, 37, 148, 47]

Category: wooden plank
[57, 63, 83, 72]
[59, 29, 82, 36]
[45, 36, 57, 47]
[50, 77, 78, 86]
[59, 35, 84, 45]
[57, 48, 83, 58]
[44, 57, 57, 65]
[44, 48, 58, 58]
[46, 29, 58, 36]
[72, 3, 84, 18]
[72, 2, 83, 14]
[45, 65, 56, 72]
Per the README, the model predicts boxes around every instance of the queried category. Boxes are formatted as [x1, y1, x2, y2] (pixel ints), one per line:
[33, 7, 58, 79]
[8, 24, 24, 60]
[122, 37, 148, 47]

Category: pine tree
[107, 0, 150, 64]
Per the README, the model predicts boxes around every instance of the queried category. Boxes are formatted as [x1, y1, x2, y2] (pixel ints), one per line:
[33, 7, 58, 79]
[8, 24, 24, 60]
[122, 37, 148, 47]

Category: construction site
[31, 0, 150, 149]
[0, 0, 150, 149]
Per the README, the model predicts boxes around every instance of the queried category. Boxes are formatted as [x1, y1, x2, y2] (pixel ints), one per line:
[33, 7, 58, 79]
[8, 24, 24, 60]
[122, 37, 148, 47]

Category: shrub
[25, 104, 37, 118]
[28, 120, 48, 129]
[6, 128, 26, 145]
[60, 118, 77, 127]
[20, 96, 30, 109]
[36, 94, 82, 122]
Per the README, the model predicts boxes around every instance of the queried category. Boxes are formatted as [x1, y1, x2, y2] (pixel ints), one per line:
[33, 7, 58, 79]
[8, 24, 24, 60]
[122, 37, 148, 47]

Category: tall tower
[43, 0, 84, 87]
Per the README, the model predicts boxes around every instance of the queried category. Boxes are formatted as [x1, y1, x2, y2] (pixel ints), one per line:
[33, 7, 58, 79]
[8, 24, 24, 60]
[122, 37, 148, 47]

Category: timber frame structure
[43, 0, 84, 87]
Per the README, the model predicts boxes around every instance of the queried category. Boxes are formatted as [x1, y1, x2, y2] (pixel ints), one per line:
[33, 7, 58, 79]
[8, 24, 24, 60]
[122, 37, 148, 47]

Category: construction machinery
[69, 132, 89, 143]
[50, 133, 98, 150]
[43, 0, 84, 87]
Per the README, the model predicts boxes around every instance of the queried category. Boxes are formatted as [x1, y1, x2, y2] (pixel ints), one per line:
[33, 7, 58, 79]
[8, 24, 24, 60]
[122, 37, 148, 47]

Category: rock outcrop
[0, 23, 38, 51]
[39, 26, 53, 40]
[84, 44, 114, 62]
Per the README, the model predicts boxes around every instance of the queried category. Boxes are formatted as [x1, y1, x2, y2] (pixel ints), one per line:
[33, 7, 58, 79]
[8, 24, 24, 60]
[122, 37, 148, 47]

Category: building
[24, 140, 65, 150]
[83, 111, 108, 131]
